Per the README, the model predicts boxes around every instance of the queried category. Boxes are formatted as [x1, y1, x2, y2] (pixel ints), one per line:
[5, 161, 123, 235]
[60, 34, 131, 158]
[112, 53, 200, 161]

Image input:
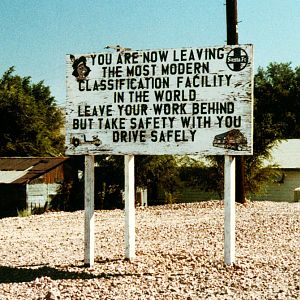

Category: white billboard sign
[65, 44, 253, 155]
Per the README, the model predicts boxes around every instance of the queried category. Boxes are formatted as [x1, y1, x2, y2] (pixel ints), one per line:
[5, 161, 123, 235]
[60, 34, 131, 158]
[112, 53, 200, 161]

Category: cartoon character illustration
[70, 55, 91, 81]
[213, 129, 248, 151]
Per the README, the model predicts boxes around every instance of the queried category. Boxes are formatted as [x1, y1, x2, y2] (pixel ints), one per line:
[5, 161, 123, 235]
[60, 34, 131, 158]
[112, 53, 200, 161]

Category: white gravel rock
[0, 201, 298, 299]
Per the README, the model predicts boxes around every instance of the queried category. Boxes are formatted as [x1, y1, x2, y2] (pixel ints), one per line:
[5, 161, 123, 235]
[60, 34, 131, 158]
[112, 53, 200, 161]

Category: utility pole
[226, 0, 246, 204]
[226, 0, 238, 44]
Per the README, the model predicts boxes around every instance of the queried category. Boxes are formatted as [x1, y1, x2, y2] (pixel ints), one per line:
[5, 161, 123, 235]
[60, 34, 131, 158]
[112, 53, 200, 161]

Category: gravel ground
[0, 200, 299, 299]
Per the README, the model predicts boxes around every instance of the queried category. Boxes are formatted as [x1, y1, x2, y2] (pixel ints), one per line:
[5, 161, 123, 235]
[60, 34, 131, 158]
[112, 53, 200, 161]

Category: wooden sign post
[84, 155, 95, 267]
[124, 155, 135, 260]
[224, 155, 236, 265]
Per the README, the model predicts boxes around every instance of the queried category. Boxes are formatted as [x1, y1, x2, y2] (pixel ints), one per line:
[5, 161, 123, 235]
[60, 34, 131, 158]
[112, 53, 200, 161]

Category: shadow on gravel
[0, 265, 142, 284]
[0, 265, 96, 283]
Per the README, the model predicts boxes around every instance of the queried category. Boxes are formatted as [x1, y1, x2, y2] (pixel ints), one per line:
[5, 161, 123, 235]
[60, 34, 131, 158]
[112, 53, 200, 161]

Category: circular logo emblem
[226, 47, 248, 71]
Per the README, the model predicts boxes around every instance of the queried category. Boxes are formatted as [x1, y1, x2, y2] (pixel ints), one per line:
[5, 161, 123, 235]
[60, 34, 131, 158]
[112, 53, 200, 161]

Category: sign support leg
[224, 155, 236, 265]
[124, 154, 135, 260]
[84, 155, 95, 267]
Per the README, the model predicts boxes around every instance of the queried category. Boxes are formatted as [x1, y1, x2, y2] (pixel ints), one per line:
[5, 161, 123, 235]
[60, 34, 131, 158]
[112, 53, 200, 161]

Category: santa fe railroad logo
[226, 47, 248, 71]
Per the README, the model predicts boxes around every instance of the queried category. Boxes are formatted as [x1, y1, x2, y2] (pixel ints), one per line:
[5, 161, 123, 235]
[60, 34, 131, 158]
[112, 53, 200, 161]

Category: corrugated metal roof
[0, 170, 30, 183]
[269, 139, 300, 169]
[0, 157, 69, 184]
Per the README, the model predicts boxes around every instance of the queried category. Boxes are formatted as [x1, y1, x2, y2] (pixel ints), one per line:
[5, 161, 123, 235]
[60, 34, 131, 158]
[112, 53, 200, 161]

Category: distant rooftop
[0, 157, 68, 184]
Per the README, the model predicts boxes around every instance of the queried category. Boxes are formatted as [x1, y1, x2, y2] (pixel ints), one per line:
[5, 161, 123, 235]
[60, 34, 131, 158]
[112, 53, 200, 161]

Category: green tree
[254, 63, 300, 143]
[0, 67, 64, 156]
[244, 63, 300, 196]
[240, 63, 300, 196]
[94, 155, 124, 209]
[85, 155, 181, 209]
[182, 63, 300, 198]
[135, 155, 181, 204]
[178, 155, 224, 199]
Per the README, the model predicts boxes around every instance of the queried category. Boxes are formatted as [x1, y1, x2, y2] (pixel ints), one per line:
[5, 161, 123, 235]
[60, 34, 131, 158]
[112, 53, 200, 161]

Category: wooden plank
[224, 155, 236, 265]
[124, 155, 135, 260]
[84, 155, 95, 267]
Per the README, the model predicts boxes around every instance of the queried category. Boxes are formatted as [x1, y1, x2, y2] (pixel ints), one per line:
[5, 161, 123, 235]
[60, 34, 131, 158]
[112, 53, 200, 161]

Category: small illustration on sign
[226, 48, 248, 71]
[70, 55, 91, 81]
[213, 129, 248, 151]
[71, 134, 101, 147]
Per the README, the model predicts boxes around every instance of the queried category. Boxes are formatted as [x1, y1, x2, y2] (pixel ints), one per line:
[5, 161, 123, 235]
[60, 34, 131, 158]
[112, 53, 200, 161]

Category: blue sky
[1, 0, 299, 105]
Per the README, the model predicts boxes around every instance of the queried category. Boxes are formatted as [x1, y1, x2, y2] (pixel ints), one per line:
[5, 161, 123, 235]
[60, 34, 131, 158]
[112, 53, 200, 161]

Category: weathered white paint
[136, 187, 148, 207]
[26, 183, 60, 209]
[142, 189, 148, 207]
[224, 155, 236, 265]
[65, 45, 253, 156]
[124, 155, 135, 260]
[84, 155, 95, 267]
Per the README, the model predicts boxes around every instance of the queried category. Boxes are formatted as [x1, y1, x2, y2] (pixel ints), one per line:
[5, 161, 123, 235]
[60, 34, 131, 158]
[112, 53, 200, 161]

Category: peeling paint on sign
[65, 44, 253, 155]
